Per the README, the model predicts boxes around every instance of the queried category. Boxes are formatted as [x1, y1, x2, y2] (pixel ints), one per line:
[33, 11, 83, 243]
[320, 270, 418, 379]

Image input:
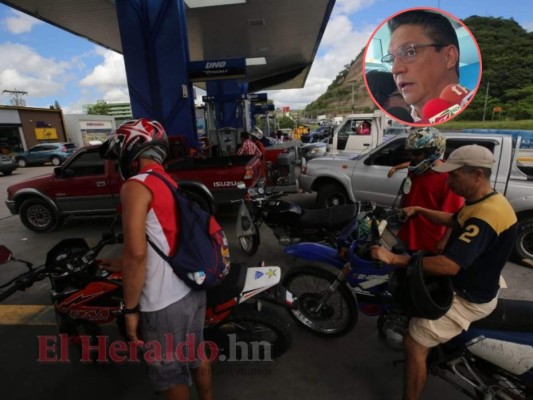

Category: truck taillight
[244, 168, 253, 180]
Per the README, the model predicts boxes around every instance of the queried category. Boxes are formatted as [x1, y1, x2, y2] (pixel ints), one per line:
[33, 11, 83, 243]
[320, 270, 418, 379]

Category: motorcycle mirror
[400, 177, 412, 195]
[0, 245, 13, 264]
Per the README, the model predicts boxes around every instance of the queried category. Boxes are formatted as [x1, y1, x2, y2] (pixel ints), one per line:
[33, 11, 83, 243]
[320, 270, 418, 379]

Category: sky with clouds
[0, 0, 532, 113]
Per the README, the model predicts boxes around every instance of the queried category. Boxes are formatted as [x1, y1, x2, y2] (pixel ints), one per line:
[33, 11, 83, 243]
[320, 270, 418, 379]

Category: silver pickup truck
[299, 133, 533, 264]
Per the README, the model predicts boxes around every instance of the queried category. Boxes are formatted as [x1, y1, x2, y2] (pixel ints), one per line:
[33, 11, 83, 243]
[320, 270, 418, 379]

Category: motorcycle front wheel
[238, 227, 260, 256]
[206, 304, 291, 360]
[282, 265, 357, 337]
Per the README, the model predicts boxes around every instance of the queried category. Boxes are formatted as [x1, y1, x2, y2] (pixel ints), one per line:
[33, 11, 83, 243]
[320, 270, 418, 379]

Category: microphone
[422, 98, 453, 122]
[439, 84, 470, 106]
[422, 84, 472, 124]
[459, 89, 475, 107]
[386, 107, 414, 123]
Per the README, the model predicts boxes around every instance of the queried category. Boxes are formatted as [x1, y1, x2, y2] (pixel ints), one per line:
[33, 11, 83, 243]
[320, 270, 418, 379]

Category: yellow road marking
[0, 305, 56, 326]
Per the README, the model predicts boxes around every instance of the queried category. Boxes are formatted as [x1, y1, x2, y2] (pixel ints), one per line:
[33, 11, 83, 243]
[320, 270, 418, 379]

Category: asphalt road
[0, 165, 531, 400]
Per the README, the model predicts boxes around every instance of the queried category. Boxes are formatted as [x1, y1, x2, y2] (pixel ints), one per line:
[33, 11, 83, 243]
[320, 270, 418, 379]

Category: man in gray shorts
[372, 144, 518, 400]
[99, 118, 212, 400]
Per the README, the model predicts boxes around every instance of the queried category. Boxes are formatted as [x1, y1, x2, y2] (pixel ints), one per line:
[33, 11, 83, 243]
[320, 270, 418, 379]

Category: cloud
[332, 0, 376, 16]
[2, 10, 42, 34]
[267, 12, 374, 110]
[524, 21, 533, 32]
[0, 43, 71, 99]
[79, 47, 129, 103]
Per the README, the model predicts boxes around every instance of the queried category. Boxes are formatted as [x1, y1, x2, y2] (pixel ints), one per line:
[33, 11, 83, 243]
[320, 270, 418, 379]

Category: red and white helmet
[100, 118, 168, 179]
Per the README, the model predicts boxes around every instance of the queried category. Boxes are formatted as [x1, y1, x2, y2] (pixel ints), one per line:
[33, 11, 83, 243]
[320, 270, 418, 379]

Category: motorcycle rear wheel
[282, 265, 357, 337]
[206, 304, 291, 360]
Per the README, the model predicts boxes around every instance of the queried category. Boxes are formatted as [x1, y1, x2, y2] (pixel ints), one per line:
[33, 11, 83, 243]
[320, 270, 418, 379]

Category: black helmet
[389, 252, 453, 320]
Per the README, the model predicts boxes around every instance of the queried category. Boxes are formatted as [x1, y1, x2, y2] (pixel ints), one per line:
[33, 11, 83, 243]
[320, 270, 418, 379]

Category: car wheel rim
[28, 205, 52, 228]
[519, 228, 533, 259]
[329, 196, 343, 207]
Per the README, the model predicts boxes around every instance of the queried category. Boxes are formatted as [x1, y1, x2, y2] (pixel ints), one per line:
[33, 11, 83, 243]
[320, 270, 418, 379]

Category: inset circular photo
[363, 7, 482, 126]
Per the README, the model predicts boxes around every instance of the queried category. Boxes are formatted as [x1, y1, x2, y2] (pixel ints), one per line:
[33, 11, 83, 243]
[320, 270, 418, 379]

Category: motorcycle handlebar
[0, 231, 123, 302]
[0, 266, 46, 302]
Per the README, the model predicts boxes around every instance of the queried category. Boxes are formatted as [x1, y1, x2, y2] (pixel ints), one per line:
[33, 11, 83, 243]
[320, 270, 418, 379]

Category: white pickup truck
[299, 110, 393, 161]
[299, 133, 533, 264]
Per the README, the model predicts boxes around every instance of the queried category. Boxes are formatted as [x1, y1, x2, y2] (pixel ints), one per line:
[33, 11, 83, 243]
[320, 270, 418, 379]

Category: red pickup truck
[6, 145, 264, 232]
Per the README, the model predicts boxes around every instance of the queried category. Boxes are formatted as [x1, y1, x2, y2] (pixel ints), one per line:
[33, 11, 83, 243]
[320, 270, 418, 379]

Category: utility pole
[482, 82, 490, 122]
[2, 89, 28, 106]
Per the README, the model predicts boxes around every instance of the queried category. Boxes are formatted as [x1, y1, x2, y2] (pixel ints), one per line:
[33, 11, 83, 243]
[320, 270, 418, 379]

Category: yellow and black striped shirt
[444, 191, 517, 303]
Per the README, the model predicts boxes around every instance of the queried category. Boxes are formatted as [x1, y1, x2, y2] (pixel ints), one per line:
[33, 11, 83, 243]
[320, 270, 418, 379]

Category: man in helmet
[372, 144, 518, 400]
[389, 127, 463, 253]
[98, 118, 212, 400]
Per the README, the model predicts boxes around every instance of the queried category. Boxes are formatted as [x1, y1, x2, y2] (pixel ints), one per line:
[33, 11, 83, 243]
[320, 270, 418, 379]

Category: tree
[87, 100, 110, 115]
[277, 115, 295, 129]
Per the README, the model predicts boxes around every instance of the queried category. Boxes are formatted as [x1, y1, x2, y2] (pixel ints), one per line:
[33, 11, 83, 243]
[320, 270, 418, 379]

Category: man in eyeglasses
[383, 10, 460, 122]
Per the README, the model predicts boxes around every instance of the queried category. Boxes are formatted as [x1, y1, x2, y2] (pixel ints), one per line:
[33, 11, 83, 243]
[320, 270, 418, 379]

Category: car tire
[19, 198, 61, 232]
[17, 158, 27, 168]
[51, 157, 61, 166]
[316, 183, 350, 208]
[512, 217, 533, 267]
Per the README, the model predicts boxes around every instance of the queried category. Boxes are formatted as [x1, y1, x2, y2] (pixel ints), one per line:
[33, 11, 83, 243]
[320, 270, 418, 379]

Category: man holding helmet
[98, 118, 212, 400]
[372, 144, 518, 400]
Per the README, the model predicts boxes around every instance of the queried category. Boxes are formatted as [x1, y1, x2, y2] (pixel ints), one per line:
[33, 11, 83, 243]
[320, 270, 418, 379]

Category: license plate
[1, 161, 12, 165]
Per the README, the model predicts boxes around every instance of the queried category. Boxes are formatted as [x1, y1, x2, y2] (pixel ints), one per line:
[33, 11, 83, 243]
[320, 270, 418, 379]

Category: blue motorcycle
[281, 203, 399, 337]
[282, 204, 533, 399]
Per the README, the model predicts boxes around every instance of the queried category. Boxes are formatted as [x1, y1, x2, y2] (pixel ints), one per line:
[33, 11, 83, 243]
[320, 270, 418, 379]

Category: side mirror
[0, 245, 13, 264]
[400, 177, 412, 195]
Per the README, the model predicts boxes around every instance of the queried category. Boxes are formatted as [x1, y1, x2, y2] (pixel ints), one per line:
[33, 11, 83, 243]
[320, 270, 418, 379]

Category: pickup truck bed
[166, 154, 263, 203]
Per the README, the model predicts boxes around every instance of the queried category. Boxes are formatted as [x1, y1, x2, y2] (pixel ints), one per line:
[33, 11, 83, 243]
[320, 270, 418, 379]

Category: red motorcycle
[0, 231, 294, 360]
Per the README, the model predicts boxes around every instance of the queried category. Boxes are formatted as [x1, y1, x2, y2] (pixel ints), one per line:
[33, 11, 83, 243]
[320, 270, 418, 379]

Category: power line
[2, 89, 28, 106]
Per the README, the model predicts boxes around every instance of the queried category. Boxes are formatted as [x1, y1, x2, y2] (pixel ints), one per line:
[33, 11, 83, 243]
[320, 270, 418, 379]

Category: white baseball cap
[432, 144, 495, 173]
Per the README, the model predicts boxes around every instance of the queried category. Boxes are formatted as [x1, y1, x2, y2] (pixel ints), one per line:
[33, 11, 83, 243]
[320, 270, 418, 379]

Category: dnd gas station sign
[189, 58, 246, 82]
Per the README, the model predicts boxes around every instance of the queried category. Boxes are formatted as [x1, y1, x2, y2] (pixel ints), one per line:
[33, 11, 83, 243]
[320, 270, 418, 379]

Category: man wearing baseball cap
[372, 144, 518, 400]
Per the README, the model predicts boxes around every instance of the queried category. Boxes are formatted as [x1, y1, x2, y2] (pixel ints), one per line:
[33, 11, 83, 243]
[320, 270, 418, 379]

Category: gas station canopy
[0, 0, 335, 92]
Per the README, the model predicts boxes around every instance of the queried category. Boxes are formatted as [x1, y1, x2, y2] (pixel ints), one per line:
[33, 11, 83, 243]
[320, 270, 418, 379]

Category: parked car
[299, 137, 330, 161]
[6, 144, 264, 232]
[301, 126, 332, 143]
[14, 142, 76, 167]
[299, 132, 533, 265]
[0, 154, 17, 176]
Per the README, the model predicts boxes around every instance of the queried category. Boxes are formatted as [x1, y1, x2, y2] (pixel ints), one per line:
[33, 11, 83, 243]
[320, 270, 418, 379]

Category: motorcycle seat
[470, 298, 533, 332]
[299, 204, 359, 229]
[206, 263, 247, 307]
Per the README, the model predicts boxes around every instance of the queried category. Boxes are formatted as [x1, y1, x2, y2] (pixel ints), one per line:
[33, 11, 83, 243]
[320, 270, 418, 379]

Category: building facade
[0, 106, 68, 153]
